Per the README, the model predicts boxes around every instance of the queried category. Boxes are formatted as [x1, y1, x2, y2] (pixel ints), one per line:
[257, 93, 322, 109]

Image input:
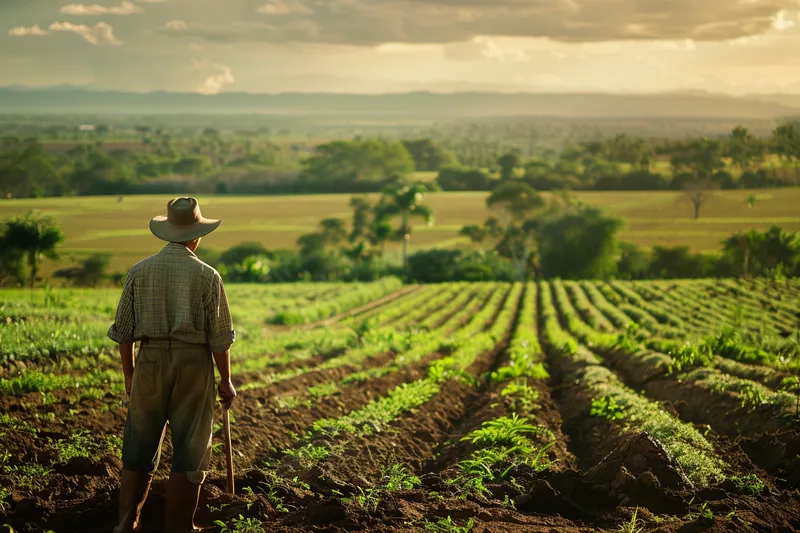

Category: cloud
[165, 20, 187, 30]
[444, 37, 529, 62]
[8, 25, 50, 37]
[772, 10, 796, 30]
[256, 0, 313, 15]
[192, 60, 235, 94]
[49, 21, 123, 45]
[164, 0, 800, 45]
[60, 1, 142, 16]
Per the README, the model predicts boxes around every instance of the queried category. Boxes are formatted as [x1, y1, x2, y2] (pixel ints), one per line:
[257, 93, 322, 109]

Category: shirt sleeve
[206, 273, 236, 353]
[108, 269, 136, 344]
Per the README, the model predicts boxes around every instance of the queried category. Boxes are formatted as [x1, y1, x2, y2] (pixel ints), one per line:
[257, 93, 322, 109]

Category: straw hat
[150, 197, 221, 243]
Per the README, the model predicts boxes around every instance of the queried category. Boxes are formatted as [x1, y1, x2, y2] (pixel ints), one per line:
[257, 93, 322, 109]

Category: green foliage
[461, 414, 548, 449]
[537, 204, 623, 279]
[270, 278, 402, 324]
[453, 415, 555, 494]
[500, 381, 541, 412]
[350, 487, 381, 512]
[0, 488, 10, 513]
[301, 138, 414, 185]
[590, 395, 625, 421]
[2, 211, 64, 289]
[665, 342, 715, 375]
[424, 516, 475, 533]
[308, 382, 339, 399]
[617, 508, 643, 533]
[213, 515, 264, 533]
[730, 474, 765, 496]
[53, 253, 111, 287]
[380, 463, 421, 491]
[282, 444, 330, 463]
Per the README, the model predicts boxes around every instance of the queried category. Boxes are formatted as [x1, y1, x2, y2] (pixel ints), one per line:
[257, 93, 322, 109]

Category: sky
[3, 0, 800, 95]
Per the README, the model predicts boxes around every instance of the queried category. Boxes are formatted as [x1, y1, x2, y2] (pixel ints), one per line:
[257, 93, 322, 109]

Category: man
[108, 197, 237, 533]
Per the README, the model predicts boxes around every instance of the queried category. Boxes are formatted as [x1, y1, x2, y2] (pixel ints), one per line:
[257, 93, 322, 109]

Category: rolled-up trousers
[121, 338, 215, 485]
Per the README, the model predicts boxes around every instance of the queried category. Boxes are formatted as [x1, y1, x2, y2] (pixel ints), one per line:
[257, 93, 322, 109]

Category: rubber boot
[113, 470, 152, 533]
[164, 472, 204, 533]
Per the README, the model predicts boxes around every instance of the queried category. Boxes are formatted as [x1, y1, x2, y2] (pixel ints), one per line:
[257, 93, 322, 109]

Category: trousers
[121, 338, 215, 485]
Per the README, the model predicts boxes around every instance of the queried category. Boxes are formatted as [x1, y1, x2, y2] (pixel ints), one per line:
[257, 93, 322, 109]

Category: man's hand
[120, 343, 135, 397]
[218, 379, 237, 410]
[124, 372, 134, 396]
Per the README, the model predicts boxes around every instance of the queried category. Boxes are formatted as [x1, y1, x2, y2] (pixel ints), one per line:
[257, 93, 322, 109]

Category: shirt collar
[161, 242, 198, 258]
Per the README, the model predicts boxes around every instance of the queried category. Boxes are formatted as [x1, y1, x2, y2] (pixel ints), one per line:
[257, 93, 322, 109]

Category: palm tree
[375, 181, 434, 269]
[722, 230, 763, 278]
[4, 211, 64, 292]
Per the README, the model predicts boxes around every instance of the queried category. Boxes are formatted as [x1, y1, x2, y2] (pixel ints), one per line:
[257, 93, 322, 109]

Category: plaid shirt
[108, 242, 236, 353]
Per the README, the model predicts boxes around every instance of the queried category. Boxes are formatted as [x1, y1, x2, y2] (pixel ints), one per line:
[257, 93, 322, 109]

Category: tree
[300, 139, 415, 186]
[375, 181, 435, 269]
[486, 181, 545, 279]
[318, 218, 348, 247]
[459, 224, 487, 244]
[497, 152, 521, 181]
[725, 126, 759, 173]
[757, 226, 800, 275]
[682, 178, 718, 219]
[401, 139, 456, 171]
[219, 242, 269, 266]
[722, 230, 764, 278]
[348, 197, 372, 244]
[616, 242, 651, 280]
[536, 205, 622, 279]
[771, 121, 800, 181]
[0, 228, 25, 286]
[3, 212, 64, 290]
[436, 166, 492, 191]
[648, 246, 715, 279]
[54, 253, 111, 287]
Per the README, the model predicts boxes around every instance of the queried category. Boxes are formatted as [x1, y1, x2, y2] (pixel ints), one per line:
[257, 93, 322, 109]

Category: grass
[423, 516, 475, 533]
[3, 189, 800, 273]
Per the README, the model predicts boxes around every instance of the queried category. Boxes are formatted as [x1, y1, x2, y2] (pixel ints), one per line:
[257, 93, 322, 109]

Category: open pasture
[2, 188, 800, 273]
[2, 278, 800, 531]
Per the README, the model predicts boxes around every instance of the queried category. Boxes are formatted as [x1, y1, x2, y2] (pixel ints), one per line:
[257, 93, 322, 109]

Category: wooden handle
[223, 409, 235, 494]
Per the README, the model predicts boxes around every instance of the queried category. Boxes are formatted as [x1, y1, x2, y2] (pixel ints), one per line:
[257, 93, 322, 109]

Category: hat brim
[149, 216, 221, 243]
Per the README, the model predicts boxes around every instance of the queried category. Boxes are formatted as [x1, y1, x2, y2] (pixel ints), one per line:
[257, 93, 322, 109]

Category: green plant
[738, 383, 766, 409]
[687, 502, 714, 524]
[617, 507, 642, 533]
[461, 415, 549, 448]
[381, 463, 421, 491]
[308, 382, 339, 399]
[730, 474, 765, 496]
[0, 488, 11, 513]
[50, 431, 97, 463]
[351, 487, 381, 512]
[423, 516, 475, 533]
[500, 381, 541, 412]
[213, 514, 264, 533]
[282, 443, 330, 463]
[780, 376, 800, 417]
[666, 343, 715, 374]
[590, 395, 625, 421]
[254, 480, 290, 513]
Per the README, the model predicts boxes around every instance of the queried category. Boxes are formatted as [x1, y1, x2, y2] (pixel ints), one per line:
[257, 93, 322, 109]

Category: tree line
[2, 121, 799, 199]
[2, 190, 799, 288]
[181, 179, 800, 284]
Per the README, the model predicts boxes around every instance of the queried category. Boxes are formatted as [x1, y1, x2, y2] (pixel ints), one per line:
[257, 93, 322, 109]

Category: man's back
[108, 241, 234, 352]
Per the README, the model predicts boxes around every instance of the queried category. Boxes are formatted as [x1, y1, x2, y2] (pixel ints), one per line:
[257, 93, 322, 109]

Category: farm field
[2, 279, 800, 532]
[2, 188, 800, 273]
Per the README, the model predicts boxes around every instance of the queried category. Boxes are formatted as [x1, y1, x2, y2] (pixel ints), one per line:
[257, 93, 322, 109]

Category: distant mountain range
[1, 86, 799, 118]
